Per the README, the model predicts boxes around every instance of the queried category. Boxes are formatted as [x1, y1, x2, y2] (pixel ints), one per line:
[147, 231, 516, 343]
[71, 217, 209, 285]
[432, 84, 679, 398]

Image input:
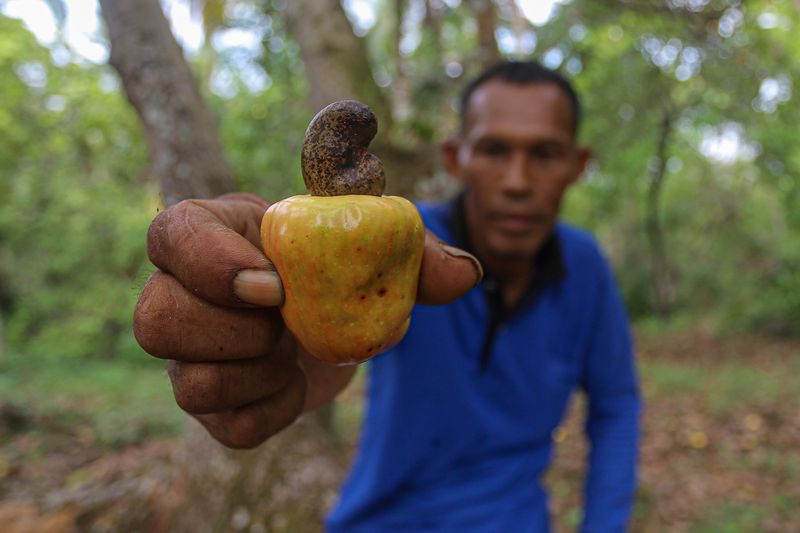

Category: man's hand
[133, 193, 481, 449]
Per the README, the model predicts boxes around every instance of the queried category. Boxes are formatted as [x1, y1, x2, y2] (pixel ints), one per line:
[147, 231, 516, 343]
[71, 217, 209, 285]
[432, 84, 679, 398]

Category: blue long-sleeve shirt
[326, 199, 641, 532]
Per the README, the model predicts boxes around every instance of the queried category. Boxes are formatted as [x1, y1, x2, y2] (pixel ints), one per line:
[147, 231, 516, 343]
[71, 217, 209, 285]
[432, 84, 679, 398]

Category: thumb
[416, 230, 483, 306]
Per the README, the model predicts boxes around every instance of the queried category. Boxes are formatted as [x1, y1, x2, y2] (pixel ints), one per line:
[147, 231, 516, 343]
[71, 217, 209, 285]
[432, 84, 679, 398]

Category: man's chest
[392, 288, 586, 431]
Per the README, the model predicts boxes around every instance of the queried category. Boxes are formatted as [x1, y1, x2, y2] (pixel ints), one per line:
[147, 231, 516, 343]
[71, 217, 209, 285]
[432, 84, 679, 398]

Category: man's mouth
[490, 213, 548, 233]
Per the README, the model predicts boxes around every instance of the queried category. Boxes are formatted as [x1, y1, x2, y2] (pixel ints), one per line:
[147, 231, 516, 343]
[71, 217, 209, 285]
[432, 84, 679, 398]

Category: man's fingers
[417, 231, 483, 306]
[147, 195, 280, 307]
[193, 364, 307, 449]
[134, 271, 282, 360]
[167, 356, 295, 415]
[166, 328, 298, 414]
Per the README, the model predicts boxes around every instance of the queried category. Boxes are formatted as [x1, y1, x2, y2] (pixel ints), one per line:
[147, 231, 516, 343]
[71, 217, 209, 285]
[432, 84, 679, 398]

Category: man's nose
[500, 151, 531, 195]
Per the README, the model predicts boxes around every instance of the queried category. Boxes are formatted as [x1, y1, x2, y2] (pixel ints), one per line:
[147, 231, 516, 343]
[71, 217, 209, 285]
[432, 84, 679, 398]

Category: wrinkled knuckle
[171, 198, 199, 215]
[146, 208, 173, 263]
[133, 276, 166, 356]
[133, 272, 183, 358]
[147, 200, 202, 265]
[172, 364, 223, 414]
[173, 388, 199, 414]
[175, 391, 211, 415]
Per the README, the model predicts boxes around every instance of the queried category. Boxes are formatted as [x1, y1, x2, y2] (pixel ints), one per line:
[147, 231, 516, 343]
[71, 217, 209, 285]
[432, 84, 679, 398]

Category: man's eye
[482, 143, 509, 157]
[531, 145, 560, 160]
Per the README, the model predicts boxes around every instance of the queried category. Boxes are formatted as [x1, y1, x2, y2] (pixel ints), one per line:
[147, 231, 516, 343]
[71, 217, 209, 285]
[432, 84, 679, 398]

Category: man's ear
[573, 145, 592, 183]
[440, 138, 462, 180]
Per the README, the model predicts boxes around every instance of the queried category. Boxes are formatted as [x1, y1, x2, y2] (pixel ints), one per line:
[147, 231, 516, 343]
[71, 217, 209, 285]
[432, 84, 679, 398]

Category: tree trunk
[392, 0, 411, 122]
[99, 0, 236, 206]
[468, 0, 500, 68]
[645, 111, 677, 316]
[284, 0, 390, 127]
[284, 0, 437, 199]
[168, 417, 349, 533]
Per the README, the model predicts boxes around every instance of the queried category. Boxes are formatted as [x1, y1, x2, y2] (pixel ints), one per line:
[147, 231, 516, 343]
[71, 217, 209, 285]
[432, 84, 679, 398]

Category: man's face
[443, 80, 589, 262]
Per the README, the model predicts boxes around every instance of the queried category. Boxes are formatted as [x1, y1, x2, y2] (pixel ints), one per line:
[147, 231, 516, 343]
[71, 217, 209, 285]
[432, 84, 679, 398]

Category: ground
[546, 330, 800, 532]
[0, 328, 798, 532]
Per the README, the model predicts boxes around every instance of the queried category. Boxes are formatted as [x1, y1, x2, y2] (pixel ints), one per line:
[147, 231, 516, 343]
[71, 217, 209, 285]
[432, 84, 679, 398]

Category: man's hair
[458, 60, 582, 136]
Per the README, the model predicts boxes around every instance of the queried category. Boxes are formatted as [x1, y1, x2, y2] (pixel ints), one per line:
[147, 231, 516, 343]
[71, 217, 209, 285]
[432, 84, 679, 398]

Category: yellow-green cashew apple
[261, 100, 425, 365]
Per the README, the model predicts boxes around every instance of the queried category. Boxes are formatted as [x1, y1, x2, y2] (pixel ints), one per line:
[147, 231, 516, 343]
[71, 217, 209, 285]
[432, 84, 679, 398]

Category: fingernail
[233, 269, 284, 306]
[438, 241, 484, 287]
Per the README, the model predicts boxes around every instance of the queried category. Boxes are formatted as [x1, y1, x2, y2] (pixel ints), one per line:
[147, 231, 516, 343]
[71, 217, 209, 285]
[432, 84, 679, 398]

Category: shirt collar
[446, 191, 566, 314]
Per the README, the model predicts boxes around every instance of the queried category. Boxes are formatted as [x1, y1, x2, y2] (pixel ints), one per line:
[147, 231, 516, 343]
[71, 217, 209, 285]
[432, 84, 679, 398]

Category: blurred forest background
[0, 0, 798, 531]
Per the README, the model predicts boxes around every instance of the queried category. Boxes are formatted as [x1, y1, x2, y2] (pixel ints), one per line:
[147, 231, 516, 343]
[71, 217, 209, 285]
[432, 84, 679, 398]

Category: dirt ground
[1, 329, 798, 532]
[547, 331, 800, 532]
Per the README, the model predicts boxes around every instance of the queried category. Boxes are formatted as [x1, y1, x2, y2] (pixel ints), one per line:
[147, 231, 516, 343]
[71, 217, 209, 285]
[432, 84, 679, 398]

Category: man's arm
[580, 260, 642, 533]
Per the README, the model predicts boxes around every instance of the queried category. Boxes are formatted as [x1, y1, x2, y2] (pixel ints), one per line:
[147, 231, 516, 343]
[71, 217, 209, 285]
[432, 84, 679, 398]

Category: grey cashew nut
[301, 100, 386, 197]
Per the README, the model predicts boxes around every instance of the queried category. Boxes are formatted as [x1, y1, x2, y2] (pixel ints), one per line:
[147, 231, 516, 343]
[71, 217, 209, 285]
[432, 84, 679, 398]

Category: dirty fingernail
[438, 241, 484, 286]
[233, 269, 284, 306]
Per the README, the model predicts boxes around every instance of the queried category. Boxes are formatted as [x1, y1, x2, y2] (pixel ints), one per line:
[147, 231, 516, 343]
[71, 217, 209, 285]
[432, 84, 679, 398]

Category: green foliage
[550, 0, 800, 334]
[2, 0, 800, 368]
[213, 67, 310, 199]
[202, 0, 311, 198]
[0, 15, 153, 361]
[0, 349, 184, 447]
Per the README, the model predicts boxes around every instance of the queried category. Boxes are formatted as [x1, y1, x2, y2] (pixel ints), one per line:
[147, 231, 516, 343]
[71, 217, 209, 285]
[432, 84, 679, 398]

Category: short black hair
[458, 60, 582, 136]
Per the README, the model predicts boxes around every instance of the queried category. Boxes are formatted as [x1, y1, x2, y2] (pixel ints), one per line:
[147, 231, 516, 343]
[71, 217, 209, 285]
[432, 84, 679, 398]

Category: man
[134, 60, 641, 532]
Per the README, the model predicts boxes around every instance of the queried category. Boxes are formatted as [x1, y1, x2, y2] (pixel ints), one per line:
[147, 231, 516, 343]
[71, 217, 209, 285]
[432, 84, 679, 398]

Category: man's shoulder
[555, 222, 611, 277]
[556, 222, 603, 257]
[555, 223, 624, 313]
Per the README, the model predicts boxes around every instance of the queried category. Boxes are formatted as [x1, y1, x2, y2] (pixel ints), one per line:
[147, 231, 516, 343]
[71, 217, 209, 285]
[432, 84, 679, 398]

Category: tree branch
[468, 0, 500, 68]
[99, 0, 236, 206]
[645, 108, 677, 315]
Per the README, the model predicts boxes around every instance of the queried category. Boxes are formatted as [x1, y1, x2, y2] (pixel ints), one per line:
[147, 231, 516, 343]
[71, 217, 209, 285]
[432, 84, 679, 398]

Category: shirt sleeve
[580, 258, 642, 533]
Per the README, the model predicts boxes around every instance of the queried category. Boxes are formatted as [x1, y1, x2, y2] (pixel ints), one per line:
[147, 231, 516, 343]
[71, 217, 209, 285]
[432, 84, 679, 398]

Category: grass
[640, 358, 798, 416]
[0, 351, 185, 448]
[691, 502, 773, 533]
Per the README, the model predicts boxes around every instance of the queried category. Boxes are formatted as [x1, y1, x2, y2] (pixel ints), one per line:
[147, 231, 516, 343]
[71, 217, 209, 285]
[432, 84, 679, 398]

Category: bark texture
[285, 0, 390, 127]
[166, 418, 348, 532]
[285, 0, 437, 199]
[99, 0, 236, 206]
